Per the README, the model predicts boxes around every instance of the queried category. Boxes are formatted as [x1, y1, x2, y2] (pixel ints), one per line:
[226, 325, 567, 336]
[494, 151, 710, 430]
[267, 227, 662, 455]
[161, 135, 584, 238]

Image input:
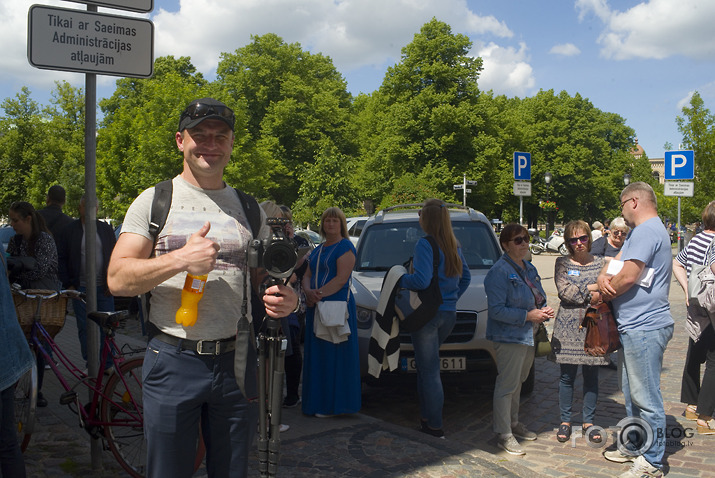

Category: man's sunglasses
[568, 235, 589, 245]
[182, 103, 235, 124]
[511, 235, 530, 245]
[611, 230, 627, 237]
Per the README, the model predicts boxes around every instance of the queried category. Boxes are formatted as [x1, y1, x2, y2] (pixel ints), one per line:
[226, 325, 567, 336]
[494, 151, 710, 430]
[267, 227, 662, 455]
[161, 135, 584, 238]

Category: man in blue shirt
[598, 182, 673, 478]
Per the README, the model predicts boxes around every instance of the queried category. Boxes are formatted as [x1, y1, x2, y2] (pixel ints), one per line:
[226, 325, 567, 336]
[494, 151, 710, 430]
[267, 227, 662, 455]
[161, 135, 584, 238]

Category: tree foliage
[216, 34, 355, 206]
[2, 18, 700, 230]
[675, 91, 715, 223]
[0, 84, 86, 216]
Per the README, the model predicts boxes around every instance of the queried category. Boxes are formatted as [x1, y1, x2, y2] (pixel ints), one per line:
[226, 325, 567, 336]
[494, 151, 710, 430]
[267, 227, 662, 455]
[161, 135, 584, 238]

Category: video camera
[247, 217, 298, 281]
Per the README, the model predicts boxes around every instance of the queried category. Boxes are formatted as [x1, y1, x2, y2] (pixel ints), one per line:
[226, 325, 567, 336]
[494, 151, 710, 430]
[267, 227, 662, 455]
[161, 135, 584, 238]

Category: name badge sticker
[567, 270, 580, 277]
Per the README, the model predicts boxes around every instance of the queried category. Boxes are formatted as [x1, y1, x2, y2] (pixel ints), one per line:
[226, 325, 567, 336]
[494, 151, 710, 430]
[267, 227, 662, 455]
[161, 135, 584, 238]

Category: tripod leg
[268, 335, 286, 477]
[256, 333, 269, 477]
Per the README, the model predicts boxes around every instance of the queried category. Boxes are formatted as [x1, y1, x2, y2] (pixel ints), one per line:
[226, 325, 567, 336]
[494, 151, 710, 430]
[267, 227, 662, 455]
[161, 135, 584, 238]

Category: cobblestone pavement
[21, 249, 715, 477]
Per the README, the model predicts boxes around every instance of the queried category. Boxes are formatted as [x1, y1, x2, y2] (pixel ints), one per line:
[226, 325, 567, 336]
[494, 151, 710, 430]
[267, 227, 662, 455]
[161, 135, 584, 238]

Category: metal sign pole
[84, 3, 102, 470]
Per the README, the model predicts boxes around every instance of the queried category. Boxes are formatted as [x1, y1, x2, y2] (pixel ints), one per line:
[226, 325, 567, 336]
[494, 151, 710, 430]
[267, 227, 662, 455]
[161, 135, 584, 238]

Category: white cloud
[151, 0, 513, 76]
[549, 43, 581, 56]
[475, 41, 536, 97]
[577, 0, 715, 60]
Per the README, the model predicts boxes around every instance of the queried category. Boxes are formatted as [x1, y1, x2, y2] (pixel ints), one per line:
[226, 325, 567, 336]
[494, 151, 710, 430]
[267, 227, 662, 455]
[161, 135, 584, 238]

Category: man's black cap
[178, 97, 235, 132]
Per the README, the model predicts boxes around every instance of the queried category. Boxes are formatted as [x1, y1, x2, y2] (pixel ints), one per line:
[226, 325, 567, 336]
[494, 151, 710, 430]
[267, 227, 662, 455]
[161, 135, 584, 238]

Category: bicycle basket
[12, 289, 68, 339]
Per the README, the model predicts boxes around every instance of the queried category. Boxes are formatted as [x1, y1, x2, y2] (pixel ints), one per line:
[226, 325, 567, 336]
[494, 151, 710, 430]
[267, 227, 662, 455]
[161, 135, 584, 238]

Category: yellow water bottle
[175, 273, 208, 327]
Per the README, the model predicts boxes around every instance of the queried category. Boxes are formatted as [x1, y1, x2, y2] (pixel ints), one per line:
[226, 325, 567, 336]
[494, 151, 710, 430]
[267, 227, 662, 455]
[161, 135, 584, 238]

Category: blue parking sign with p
[514, 152, 531, 180]
[664, 150, 694, 180]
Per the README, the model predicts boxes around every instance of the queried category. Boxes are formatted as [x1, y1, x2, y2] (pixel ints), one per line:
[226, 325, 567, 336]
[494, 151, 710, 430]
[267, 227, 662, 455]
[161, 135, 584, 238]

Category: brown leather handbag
[580, 302, 621, 356]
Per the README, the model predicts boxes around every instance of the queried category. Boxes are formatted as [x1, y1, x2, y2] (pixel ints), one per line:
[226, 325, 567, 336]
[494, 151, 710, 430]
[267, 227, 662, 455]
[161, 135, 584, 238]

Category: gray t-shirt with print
[121, 175, 268, 340]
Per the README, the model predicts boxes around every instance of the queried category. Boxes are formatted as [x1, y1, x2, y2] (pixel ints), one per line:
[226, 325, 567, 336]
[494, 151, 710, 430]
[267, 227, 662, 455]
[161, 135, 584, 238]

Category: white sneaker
[618, 455, 663, 478]
[497, 434, 525, 455]
[511, 422, 537, 441]
[279, 423, 290, 433]
[603, 448, 635, 463]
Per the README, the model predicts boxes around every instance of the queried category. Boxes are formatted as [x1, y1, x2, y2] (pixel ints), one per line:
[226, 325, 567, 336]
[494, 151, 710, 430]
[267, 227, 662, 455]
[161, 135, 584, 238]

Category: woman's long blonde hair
[420, 199, 463, 277]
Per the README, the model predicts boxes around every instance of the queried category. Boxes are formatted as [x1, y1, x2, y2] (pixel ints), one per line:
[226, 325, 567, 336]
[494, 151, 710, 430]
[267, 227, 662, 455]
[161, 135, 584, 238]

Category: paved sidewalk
[20, 249, 715, 477]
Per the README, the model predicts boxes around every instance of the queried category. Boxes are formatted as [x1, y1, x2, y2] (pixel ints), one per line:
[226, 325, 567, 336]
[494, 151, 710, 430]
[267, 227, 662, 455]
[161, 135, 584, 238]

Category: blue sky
[2, 0, 714, 160]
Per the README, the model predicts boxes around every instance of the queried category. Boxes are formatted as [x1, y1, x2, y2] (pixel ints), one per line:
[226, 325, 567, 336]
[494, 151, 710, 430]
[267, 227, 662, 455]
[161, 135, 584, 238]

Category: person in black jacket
[38, 185, 73, 245]
[57, 195, 116, 368]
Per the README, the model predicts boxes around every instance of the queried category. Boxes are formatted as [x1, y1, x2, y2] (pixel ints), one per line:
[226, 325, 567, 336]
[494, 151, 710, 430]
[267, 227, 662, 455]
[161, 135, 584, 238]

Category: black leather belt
[150, 328, 236, 356]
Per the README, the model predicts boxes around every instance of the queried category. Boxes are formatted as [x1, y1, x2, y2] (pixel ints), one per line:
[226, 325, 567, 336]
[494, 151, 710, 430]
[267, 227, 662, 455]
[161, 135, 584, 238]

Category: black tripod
[256, 279, 288, 477]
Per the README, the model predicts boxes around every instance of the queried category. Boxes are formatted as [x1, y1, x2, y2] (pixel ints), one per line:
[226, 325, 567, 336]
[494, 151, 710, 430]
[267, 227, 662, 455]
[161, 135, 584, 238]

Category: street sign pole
[453, 174, 477, 207]
[664, 150, 695, 253]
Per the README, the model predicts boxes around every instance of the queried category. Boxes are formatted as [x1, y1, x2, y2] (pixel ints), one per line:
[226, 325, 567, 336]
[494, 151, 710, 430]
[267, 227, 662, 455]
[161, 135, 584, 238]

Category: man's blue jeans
[143, 337, 257, 478]
[559, 363, 599, 424]
[620, 325, 673, 469]
[410, 310, 456, 430]
[72, 286, 115, 367]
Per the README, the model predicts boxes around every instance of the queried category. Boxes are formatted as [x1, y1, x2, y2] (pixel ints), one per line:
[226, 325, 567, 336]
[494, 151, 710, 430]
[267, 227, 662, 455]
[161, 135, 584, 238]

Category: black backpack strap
[234, 188, 261, 238]
[149, 179, 173, 246]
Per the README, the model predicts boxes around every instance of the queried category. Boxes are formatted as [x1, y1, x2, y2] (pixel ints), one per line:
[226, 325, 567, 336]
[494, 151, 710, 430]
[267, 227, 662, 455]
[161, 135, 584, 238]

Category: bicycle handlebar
[11, 284, 85, 302]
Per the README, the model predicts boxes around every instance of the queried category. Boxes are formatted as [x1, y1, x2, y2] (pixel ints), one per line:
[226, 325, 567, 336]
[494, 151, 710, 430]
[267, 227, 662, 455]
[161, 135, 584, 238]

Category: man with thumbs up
[108, 98, 298, 478]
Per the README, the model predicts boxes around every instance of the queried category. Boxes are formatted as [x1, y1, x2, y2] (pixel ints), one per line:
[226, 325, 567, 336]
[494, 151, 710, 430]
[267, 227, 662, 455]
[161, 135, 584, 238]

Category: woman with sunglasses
[485, 223, 554, 455]
[551, 220, 609, 444]
[590, 217, 630, 259]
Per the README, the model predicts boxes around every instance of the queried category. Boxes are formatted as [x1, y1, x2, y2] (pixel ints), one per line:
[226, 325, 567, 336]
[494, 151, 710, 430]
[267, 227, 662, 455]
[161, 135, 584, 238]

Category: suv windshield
[355, 220, 500, 272]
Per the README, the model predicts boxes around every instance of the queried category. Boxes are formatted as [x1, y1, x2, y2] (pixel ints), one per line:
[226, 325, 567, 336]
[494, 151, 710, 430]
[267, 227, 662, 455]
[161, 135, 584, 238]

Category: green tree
[97, 56, 214, 220]
[216, 34, 355, 206]
[354, 18, 484, 207]
[0, 84, 86, 216]
[292, 142, 361, 226]
[675, 91, 715, 223]
[509, 89, 643, 225]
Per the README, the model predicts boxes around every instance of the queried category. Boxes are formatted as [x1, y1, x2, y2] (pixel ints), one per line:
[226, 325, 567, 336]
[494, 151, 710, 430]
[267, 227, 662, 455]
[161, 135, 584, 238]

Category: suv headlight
[355, 306, 375, 329]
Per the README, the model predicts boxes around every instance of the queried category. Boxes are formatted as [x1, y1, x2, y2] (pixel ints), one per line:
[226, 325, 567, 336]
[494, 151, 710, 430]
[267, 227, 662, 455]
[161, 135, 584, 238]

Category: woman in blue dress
[301, 207, 361, 416]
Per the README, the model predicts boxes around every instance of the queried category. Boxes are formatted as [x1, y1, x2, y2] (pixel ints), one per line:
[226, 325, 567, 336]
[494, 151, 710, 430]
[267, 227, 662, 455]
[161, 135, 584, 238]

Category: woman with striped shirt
[673, 200, 715, 434]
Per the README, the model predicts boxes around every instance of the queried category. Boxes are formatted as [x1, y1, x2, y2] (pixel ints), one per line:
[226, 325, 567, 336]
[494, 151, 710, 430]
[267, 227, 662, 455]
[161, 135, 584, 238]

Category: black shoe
[37, 392, 48, 408]
[283, 396, 301, 408]
[420, 421, 445, 438]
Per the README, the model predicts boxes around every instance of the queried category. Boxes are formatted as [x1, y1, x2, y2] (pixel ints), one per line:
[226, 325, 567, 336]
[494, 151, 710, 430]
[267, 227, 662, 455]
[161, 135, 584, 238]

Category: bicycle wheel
[101, 357, 145, 478]
[15, 357, 37, 452]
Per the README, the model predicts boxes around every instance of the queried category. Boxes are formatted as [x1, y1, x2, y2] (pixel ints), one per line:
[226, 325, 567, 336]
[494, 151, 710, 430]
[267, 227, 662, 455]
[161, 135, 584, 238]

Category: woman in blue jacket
[400, 199, 471, 438]
[485, 223, 554, 456]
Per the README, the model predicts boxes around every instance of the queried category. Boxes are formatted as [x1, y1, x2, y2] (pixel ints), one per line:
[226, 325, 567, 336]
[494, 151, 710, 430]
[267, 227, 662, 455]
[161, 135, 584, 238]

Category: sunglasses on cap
[568, 235, 589, 245]
[510, 235, 530, 245]
[183, 103, 234, 122]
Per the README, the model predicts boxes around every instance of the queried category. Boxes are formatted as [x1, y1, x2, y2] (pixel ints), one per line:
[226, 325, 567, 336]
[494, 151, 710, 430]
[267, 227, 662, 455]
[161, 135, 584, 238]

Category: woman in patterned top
[7, 201, 60, 409]
[7, 201, 59, 289]
[551, 220, 608, 443]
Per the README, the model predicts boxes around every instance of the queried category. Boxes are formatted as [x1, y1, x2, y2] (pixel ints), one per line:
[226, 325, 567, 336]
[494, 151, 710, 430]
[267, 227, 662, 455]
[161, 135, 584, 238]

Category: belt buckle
[196, 340, 219, 355]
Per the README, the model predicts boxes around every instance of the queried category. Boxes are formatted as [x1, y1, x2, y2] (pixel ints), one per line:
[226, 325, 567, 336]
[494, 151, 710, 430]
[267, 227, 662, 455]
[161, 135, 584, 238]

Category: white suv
[351, 204, 535, 391]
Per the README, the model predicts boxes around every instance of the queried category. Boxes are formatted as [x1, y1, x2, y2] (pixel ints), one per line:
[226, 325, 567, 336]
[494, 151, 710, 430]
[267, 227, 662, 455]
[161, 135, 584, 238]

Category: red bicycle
[12, 287, 146, 476]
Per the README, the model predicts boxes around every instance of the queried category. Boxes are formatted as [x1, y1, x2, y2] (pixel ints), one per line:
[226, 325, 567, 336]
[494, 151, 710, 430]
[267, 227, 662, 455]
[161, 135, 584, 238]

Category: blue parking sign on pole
[664, 150, 694, 180]
[513, 152, 531, 180]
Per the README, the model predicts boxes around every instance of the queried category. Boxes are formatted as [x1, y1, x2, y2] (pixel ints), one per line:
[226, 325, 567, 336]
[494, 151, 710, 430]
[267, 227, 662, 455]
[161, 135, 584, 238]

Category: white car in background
[346, 216, 370, 245]
[351, 204, 535, 393]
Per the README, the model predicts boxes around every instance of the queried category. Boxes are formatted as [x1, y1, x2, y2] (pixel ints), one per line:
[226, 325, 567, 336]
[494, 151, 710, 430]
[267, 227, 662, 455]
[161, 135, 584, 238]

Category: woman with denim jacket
[400, 199, 471, 439]
[0, 254, 35, 477]
[485, 223, 554, 456]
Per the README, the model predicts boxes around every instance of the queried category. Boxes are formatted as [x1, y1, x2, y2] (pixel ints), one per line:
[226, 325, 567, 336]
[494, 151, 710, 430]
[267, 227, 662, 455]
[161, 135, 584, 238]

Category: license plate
[400, 356, 466, 372]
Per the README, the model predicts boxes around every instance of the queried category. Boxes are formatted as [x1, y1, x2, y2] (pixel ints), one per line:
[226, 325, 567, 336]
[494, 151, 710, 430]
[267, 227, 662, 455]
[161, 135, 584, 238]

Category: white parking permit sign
[664, 182, 694, 197]
[28, 5, 154, 78]
[513, 181, 531, 197]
